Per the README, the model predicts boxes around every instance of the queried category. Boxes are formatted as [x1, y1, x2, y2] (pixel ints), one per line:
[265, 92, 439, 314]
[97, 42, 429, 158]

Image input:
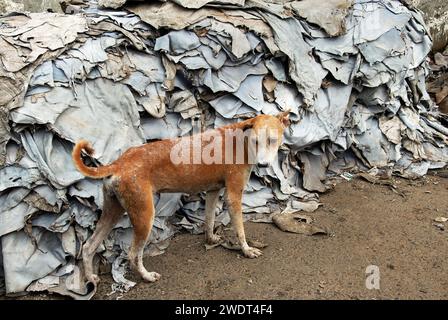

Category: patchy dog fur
[73, 112, 290, 286]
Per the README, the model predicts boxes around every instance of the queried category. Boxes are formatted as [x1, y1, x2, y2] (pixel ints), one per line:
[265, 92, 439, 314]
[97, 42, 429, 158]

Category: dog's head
[246, 110, 291, 167]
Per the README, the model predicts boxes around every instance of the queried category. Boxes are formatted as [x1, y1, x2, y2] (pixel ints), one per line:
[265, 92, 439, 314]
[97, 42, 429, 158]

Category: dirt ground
[87, 174, 448, 300]
[5, 173, 448, 300]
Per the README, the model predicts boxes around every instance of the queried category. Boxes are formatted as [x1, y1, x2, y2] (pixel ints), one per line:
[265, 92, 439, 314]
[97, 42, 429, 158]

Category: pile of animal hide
[0, 0, 447, 299]
[427, 48, 448, 114]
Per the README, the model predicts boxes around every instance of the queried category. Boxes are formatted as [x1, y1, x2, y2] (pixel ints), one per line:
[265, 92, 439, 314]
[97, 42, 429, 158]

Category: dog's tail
[72, 140, 116, 179]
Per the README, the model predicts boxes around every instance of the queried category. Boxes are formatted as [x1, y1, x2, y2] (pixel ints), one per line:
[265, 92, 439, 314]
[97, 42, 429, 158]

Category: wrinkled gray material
[0, 242, 4, 295]
[0, 0, 447, 299]
[259, 12, 328, 105]
[12, 79, 145, 165]
[286, 0, 352, 37]
[2, 229, 68, 293]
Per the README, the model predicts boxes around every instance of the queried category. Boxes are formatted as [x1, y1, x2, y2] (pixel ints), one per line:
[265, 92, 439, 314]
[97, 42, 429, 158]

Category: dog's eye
[251, 137, 258, 145]
[268, 137, 277, 145]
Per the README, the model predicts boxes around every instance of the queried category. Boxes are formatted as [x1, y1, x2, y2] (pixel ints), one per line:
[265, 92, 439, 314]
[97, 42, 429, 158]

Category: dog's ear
[277, 109, 291, 127]
[239, 118, 255, 131]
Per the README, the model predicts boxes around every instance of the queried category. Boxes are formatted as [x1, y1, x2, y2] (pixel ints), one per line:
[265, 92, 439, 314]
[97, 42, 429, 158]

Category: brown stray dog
[72, 111, 290, 286]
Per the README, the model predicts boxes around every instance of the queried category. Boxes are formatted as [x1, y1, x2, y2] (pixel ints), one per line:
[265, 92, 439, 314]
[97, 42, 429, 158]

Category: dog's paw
[206, 233, 223, 245]
[142, 271, 161, 283]
[242, 246, 263, 258]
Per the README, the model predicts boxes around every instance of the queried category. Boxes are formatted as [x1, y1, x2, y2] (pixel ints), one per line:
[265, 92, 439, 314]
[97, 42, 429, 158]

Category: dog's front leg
[204, 189, 223, 244]
[225, 178, 262, 258]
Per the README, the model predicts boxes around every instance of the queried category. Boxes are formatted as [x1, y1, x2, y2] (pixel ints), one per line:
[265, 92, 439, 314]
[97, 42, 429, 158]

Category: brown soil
[92, 174, 448, 300]
[6, 174, 448, 300]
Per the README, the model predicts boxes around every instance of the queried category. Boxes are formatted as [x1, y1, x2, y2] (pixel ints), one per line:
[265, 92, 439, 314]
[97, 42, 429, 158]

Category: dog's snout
[258, 162, 269, 168]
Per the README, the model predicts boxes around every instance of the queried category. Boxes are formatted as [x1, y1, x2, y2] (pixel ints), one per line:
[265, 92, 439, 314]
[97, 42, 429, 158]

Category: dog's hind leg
[204, 189, 222, 244]
[83, 185, 124, 285]
[123, 183, 160, 282]
[225, 175, 263, 259]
